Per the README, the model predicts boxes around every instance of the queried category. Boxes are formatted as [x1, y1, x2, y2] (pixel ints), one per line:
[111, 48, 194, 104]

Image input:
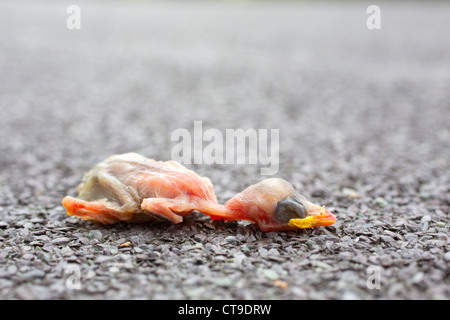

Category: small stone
[204, 222, 216, 230]
[185, 287, 205, 298]
[341, 236, 353, 243]
[241, 244, 250, 252]
[6, 229, 17, 238]
[338, 252, 352, 260]
[214, 277, 233, 287]
[135, 254, 148, 262]
[273, 279, 288, 290]
[119, 241, 132, 248]
[214, 256, 227, 262]
[268, 255, 285, 263]
[224, 236, 239, 245]
[342, 290, 360, 300]
[374, 197, 388, 208]
[65, 216, 80, 224]
[194, 234, 206, 242]
[262, 269, 279, 281]
[147, 252, 161, 260]
[411, 272, 424, 284]
[88, 230, 103, 240]
[22, 253, 35, 260]
[95, 255, 114, 263]
[258, 247, 268, 257]
[313, 261, 333, 270]
[435, 221, 446, 228]
[444, 252, 450, 262]
[78, 237, 90, 245]
[0, 222, 9, 228]
[6, 265, 17, 275]
[52, 237, 70, 245]
[268, 248, 280, 256]
[22, 269, 45, 280]
[109, 266, 120, 273]
[419, 192, 430, 200]
[305, 240, 316, 247]
[36, 252, 51, 263]
[60, 247, 74, 256]
[311, 189, 326, 197]
[342, 188, 360, 199]
[380, 235, 397, 247]
[193, 242, 203, 251]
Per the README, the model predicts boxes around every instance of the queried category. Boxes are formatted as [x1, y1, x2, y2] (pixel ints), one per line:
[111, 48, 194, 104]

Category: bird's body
[62, 153, 336, 231]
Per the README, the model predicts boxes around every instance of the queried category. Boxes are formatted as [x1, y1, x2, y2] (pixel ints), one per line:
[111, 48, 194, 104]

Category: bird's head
[225, 178, 336, 231]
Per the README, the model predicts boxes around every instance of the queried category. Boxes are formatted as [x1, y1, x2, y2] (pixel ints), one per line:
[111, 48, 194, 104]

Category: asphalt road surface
[0, 1, 449, 299]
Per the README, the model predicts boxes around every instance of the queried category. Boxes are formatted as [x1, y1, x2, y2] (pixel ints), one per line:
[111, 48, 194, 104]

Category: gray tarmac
[0, 1, 449, 299]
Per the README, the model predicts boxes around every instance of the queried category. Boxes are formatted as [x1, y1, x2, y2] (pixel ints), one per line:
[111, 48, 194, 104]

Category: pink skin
[62, 153, 336, 231]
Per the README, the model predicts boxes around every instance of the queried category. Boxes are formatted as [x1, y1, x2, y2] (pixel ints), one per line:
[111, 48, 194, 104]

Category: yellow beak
[288, 209, 336, 229]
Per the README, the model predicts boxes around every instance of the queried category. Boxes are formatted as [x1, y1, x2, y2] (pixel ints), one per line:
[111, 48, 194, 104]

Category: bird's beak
[288, 208, 336, 229]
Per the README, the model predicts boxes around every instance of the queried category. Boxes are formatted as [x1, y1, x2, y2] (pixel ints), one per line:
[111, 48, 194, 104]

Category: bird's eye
[274, 197, 306, 222]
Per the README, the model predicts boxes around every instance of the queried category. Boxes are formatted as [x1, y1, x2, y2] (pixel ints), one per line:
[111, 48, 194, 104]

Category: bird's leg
[141, 198, 188, 224]
[141, 196, 251, 225]
[62, 196, 124, 224]
[196, 200, 254, 223]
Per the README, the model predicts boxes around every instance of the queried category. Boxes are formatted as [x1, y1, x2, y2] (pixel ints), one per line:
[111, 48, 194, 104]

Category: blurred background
[1, 0, 449, 176]
[0, 0, 449, 299]
[1, 0, 449, 200]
